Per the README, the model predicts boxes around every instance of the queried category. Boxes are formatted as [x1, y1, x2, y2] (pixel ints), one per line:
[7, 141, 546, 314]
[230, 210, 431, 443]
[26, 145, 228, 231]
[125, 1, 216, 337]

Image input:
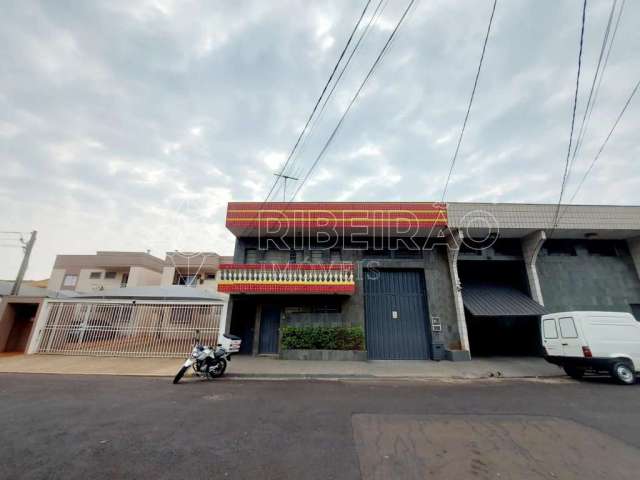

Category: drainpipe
[521, 230, 546, 306]
[446, 230, 470, 352]
[628, 237, 640, 281]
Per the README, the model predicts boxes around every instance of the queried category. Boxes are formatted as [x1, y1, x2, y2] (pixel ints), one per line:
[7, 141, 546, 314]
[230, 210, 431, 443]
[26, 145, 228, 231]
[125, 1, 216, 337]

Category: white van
[541, 311, 640, 385]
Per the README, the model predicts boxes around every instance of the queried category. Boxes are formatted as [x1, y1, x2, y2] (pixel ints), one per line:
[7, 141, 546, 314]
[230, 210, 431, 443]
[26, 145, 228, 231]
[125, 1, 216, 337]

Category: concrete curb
[0, 369, 567, 381]
[225, 373, 566, 381]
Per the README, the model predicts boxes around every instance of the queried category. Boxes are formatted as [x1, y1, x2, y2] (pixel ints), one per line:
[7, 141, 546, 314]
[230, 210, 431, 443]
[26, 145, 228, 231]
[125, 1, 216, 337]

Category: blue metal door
[259, 305, 280, 354]
[364, 270, 431, 360]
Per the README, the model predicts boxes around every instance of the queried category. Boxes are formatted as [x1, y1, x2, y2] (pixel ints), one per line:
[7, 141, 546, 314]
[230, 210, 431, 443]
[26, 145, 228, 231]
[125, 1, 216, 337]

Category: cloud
[1, 0, 639, 279]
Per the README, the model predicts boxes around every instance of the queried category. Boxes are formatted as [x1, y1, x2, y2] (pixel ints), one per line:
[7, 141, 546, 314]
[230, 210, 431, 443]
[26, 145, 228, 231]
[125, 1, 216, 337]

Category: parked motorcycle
[173, 333, 242, 384]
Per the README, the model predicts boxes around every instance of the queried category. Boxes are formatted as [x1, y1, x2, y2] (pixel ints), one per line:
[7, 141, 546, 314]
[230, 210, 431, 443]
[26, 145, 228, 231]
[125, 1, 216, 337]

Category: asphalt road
[0, 374, 639, 479]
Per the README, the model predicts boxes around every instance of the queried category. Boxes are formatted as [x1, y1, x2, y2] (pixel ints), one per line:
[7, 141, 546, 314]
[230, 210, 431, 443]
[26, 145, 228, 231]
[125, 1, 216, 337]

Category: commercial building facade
[219, 202, 640, 360]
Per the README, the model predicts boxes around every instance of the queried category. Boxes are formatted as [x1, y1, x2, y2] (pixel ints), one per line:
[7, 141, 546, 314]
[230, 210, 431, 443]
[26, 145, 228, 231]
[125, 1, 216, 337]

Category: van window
[543, 319, 558, 339]
[559, 317, 578, 338]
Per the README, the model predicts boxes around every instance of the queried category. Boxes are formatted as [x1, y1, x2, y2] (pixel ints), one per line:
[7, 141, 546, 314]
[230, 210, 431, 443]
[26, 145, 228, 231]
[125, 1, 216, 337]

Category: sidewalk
[0, 354, 564, 380]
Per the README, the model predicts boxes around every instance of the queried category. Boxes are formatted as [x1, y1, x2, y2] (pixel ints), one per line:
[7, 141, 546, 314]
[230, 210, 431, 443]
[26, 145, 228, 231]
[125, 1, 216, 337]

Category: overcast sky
[1, 0, 639, 280]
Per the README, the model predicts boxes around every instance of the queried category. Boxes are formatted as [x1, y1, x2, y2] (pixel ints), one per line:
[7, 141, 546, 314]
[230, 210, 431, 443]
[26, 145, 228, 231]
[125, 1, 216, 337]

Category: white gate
[35, 301, 222, 357]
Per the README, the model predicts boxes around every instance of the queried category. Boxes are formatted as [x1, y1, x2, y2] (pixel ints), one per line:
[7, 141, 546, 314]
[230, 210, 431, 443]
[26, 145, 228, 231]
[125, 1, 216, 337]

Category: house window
[585, 241, 617, 257]
[245, 248, 258, 263]
[105, 271, 117, 279]
[63, 274, 78, 287]
[179, 275, 199, 287]
[544, 240, 577, 256]
[206, 273, 216, 280]
[89, 271, 102, 279]
[312, 304, 341, 313]
[330, 249, 342, 263]
[310, 250, 324, 264]
[289, 250, 298, 264]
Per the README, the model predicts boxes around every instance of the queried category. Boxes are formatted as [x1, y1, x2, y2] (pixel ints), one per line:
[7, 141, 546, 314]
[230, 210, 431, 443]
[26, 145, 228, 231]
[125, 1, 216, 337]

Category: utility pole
[273, 173, 299, 201]
[11, 230, 37, 296]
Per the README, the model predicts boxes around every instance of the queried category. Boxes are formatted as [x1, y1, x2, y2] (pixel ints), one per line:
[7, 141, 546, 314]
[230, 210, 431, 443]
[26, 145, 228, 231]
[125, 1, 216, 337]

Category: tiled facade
[221, 201, 640, 360]
[538, 244, 640, 313]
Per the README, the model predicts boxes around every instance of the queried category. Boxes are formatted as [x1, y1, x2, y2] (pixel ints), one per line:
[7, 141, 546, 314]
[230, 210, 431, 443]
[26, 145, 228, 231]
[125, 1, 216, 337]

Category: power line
[566, 0, 617, 178]
[238, 0, 373, 239]
[263, 0, 373, 205]
[290, 0, 419, 202]
[559, 78, 639, 215]
[551, 0, 587, 233]
[283, 0, 389, 183]
[556, 0, 626, 223]
[571, 0, 625, 175]
[440, 0, 498, 202]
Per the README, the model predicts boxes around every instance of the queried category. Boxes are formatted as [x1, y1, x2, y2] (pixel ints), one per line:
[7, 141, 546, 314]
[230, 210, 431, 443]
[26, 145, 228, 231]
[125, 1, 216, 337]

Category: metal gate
[364, 270, 431, 360]
[35, 301, 222, 357]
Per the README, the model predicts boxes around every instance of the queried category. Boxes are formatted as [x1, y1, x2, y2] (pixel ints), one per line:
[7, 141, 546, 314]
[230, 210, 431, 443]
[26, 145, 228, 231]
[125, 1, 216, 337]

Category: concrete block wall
[538, 246, 640, 313]
[424, 248, 460, 349]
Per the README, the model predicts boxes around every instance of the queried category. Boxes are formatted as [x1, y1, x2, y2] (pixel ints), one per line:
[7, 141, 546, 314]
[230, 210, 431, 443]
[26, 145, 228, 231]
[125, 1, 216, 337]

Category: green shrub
[281, 326, 364, 351]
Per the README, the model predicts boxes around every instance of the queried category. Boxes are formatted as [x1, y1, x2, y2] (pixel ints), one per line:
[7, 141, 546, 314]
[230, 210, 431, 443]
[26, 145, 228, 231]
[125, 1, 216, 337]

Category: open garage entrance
[459, 260, 547, 357]
[0, 301, 41, 353]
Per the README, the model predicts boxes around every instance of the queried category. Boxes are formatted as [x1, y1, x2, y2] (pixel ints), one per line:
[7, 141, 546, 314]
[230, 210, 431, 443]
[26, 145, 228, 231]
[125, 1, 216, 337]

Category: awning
[462, 283, 548, 317]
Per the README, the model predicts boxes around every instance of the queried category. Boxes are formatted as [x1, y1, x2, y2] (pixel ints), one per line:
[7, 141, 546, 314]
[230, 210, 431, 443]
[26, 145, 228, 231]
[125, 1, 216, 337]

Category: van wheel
[610, 362, 636, 385]
[563, 366, 585, 380]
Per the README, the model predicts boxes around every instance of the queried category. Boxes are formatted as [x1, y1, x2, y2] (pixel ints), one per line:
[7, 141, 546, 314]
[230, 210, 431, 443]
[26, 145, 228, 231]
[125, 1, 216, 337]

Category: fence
[35, 301, 222, 357]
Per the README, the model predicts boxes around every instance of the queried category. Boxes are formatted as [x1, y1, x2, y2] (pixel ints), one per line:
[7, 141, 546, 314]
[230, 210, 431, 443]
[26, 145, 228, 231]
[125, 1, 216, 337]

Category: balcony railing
[217, 263, 355, 295]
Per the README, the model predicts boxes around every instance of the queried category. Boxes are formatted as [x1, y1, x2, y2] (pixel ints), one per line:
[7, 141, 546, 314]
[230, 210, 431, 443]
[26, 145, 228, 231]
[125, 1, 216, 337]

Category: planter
[445, 349, 471, 362]
[280, 349, 367, 361]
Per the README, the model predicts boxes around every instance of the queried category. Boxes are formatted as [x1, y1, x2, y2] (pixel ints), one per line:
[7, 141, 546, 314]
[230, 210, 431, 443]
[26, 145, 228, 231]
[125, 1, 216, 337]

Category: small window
[559, 317, 578, 338]
[89, 271, 102, 279]
[544, 240, 577, 256]
[543, 319, 558, 339]
[586, 241, 617, 257]
[310, 250, 324, 264]
[63, 274, 78, 287]
[206, 273, 216, 280]
[180, 275, 199, 287]
[330, 249, 342, 263]
[245, 248, 257, 263]
[289, 250, 298, 264]
[104, 271, 117, 279]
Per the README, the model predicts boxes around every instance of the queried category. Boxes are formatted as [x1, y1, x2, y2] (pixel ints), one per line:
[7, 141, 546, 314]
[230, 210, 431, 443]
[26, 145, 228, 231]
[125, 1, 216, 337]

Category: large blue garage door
[364, 270, 431, 360]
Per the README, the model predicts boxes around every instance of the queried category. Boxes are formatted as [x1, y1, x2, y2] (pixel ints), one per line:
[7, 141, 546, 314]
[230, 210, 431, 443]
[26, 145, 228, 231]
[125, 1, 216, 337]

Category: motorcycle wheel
[173, 366, 188, 384]
[208, 358, 227, 379]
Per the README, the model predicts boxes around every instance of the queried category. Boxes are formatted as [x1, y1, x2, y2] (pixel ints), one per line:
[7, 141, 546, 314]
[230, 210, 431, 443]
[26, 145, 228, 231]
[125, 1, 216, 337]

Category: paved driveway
[1, 374, 638, 479]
